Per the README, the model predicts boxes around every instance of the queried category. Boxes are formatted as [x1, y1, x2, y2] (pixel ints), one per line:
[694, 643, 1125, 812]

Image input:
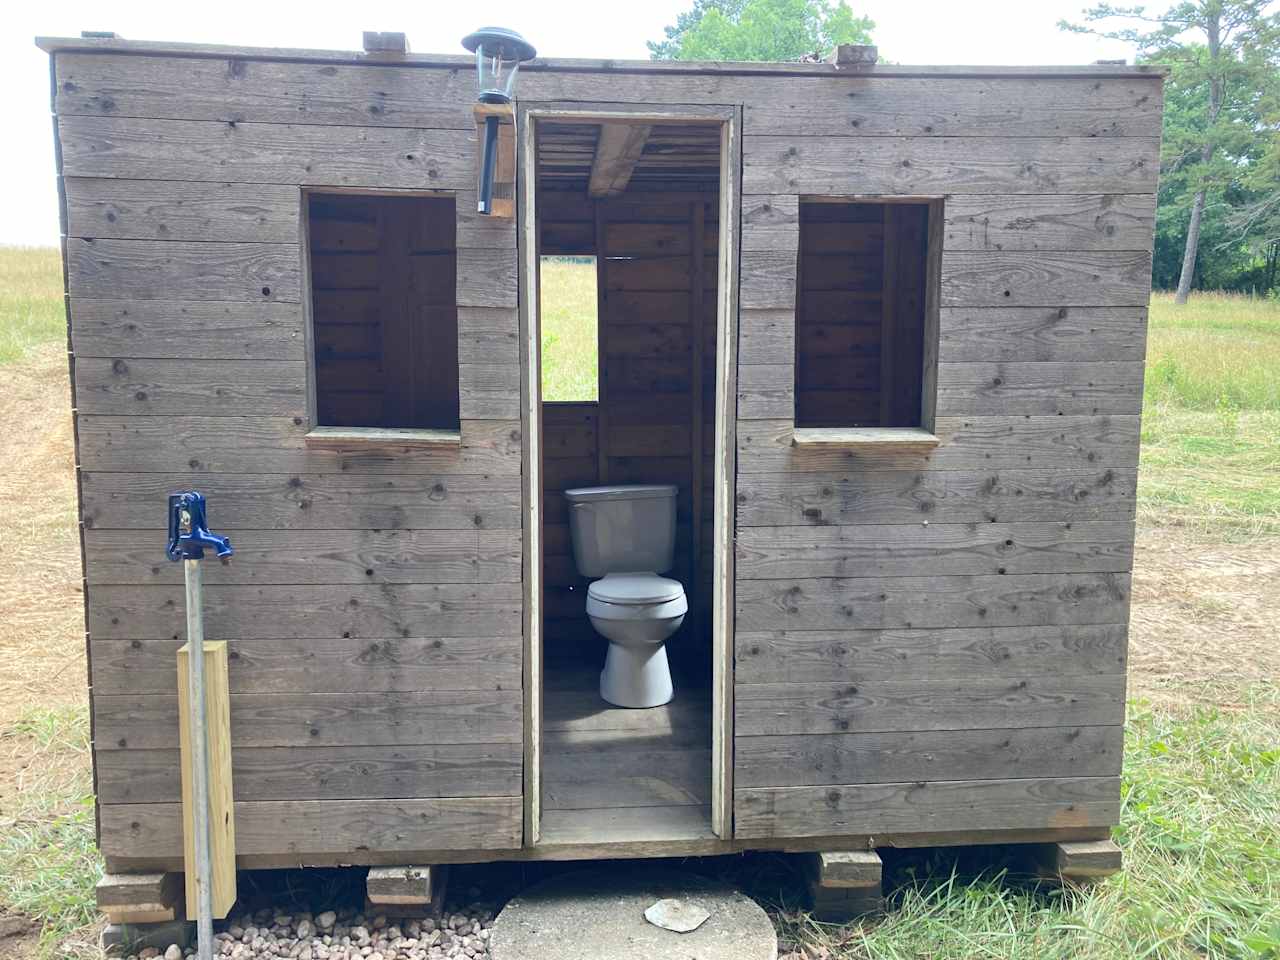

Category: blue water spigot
[166, 491, 233, 561]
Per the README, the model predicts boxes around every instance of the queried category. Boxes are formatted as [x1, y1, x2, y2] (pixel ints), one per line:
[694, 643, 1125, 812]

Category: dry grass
[1144, 291, 1280, 411]
[0, 247, 65, 365]
[0, 343, 84, 728]
[0, 329, 100, 955]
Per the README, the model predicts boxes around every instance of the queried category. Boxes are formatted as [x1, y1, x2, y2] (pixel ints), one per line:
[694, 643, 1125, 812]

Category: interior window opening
[539, 255, 599, 402]
[795, 199, 936, 430]
[307, 192, 459, 431]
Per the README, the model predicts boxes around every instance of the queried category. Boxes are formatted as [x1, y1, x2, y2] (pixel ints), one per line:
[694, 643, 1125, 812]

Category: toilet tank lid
[564, 484, 677, 503]
[589, 573, 685, 604]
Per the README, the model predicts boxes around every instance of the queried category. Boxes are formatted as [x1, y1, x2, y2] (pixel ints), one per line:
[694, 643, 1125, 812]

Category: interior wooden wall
[540, 192, 719, 680]
[794, 202, 928, 428]
[309, 193, 460, 429]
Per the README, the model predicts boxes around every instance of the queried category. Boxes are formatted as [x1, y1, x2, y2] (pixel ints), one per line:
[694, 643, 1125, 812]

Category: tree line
[651, 0, 1280, 300]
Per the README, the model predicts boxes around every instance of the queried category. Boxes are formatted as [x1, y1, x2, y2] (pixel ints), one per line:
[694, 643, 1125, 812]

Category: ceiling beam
[587, 123, 653, 198]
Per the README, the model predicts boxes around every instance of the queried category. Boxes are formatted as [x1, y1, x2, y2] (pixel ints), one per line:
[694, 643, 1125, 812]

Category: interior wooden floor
[540, 663, 714, 845]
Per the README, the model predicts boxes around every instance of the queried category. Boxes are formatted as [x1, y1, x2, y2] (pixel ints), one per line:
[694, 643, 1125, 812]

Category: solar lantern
[462, 27, 536, 215]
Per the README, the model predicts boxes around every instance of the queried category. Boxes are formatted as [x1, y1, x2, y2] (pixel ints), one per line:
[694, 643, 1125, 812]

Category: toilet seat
[588, 573, 684, 604]
[587, 574, 687, 622]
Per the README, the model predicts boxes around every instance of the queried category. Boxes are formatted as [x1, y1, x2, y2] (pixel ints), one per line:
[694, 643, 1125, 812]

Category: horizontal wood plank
[735, 467, 1137, 526]
[936, 307, 1148, 362]
[54, 52, 477, 128]
[79, 471, 522, 530]
[96, 743, 522, 803]
[736, 725, 1123, 787]
[54, 54, 1161, 138]
[64, 177, 300, 242]
[737, 416, 1141, 473]
[458, 362, 520, 419]
[935, 361, 1144, 416]
[735, 571, 1130, 631]
[743, 137, 1160, 195]
[67, 238, 301, 302]
[940, 251, 1152, 307]
[59, 116, 475, 189]
[734, 623, 1127, 684]
[70, 299, 305, 361]
[735, 675, 1126, 735]
[75, 416, 522, 475]
[736, 520, 1134, 578]
[457, 307, 519, 365]
[738, 364, 795, 420]
[734, 776, 1121, 839]
[84, 528, 521, 585]
[738, 309, 795, 364]
[738, 76, 1162, 138]
[95, 689, 522, 749]
[943, 194, 1156, 251]
[74, 358, 306, 416]
[90, 636, 522, 695]
[98, 797, 522, 858]
[87, 581, 522, 639]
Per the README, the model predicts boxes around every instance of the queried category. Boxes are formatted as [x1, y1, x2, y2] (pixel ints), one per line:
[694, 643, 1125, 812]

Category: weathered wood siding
[733, 69, 1158, 840]
[51, 43, 1160, 858]
[55, 48, 523, 866]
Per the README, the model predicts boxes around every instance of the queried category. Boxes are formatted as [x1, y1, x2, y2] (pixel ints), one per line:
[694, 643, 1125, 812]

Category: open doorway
[521, 109, 735, 847]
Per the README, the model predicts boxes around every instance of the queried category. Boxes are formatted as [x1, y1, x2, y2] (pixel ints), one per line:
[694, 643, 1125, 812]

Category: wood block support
[177, 640, 236, 919]
[96, 872, 183, 925]
[804, 851, 884, 921]
[366, 865, 449, 919]
[829, 44, 878, 66]
[1038, 839, 1123, 882]
[362, 32, 409, 54]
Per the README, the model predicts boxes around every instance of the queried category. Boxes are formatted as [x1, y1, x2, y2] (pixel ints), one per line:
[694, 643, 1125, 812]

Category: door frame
[515, 101, 741, 845]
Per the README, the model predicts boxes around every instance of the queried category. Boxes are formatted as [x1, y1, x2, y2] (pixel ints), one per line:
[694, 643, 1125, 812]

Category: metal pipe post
[184, 557, 214, 960]
[478, 113, 500, 215]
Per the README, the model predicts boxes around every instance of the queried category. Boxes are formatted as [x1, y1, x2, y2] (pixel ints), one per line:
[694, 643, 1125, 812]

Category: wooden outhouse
[38, 31, 1163, 919]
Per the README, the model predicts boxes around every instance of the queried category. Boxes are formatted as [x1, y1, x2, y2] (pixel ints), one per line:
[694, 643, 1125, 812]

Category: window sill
[791, 427, 941, 450]
[304, 426, 462, 450]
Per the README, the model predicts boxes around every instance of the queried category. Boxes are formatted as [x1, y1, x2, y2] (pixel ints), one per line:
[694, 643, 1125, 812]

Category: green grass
[540, 257, 599, 401]
[0, 706, 103, 956]
[0, 246, 65, 364]
[783, 686, 1280, 960]
[1144, 293, 1280, 411]
[1140, 293, 1280, 539]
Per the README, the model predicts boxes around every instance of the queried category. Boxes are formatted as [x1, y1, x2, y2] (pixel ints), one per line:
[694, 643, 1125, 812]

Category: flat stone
[100, 920, 194, 957]
[490, 866, 776, 960]
[644, 898, 710, 933]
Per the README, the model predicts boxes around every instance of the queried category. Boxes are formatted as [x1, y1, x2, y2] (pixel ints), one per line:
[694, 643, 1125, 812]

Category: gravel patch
[122, 901, 497, 960]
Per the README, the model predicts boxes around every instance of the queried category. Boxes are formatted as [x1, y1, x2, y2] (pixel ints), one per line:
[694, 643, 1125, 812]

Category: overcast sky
[5, 0, 1136, 246]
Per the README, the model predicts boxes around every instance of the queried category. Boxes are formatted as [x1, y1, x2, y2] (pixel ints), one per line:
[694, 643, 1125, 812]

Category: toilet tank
[563, 484, 678, 577]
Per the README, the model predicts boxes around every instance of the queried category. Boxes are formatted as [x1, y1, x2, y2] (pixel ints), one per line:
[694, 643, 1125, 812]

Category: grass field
[1, 249, 1277, 959]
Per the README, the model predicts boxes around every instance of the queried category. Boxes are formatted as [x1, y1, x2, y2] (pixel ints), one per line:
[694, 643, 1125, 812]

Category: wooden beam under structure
[588, 123, 652, 198]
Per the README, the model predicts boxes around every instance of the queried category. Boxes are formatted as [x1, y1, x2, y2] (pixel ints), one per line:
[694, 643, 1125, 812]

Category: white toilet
[564, 484, 687, 708]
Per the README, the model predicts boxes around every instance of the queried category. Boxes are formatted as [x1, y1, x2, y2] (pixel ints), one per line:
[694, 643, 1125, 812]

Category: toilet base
[600, 642, 673, 708]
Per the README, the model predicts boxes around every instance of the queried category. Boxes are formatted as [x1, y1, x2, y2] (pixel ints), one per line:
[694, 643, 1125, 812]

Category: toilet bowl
[563, 484, 686, 708]
[587, 573, 687, 708]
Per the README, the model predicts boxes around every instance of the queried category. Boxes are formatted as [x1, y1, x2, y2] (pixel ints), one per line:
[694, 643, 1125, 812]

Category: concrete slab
[490, 865, 777, 960]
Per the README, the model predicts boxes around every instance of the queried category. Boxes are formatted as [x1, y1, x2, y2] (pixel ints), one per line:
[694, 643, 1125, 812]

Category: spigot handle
[166, 491, 233, 561]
